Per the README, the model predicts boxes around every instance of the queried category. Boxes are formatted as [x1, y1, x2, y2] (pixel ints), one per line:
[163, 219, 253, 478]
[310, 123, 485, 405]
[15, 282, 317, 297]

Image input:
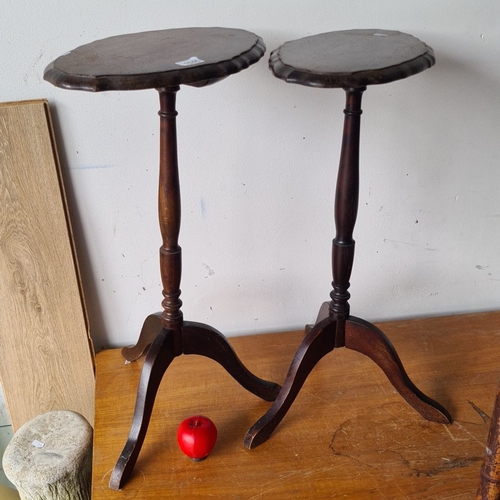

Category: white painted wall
[1, 1, 499, 349]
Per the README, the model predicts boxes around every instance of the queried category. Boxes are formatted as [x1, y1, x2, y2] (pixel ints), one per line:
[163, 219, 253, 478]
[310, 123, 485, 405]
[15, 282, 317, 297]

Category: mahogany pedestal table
[244, 29, 452, 449]
[43, 27, 281, 490]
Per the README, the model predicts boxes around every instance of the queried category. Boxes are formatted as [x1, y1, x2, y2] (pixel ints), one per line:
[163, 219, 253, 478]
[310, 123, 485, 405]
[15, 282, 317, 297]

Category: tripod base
[244, 306, 451, 450]
[110, 319, 281, 490]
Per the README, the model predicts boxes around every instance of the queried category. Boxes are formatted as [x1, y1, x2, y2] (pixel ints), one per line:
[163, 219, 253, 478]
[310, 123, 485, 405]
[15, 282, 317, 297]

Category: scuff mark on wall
[202, 262, 215, 277]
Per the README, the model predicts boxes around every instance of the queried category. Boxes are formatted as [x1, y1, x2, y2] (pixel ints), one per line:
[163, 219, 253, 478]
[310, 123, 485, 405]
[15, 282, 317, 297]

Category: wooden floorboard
[93, 311, 500, 499]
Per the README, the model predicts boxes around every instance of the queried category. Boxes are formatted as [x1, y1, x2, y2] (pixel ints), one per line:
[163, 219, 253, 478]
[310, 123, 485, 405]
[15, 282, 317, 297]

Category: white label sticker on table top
[175, 56, 205, 67]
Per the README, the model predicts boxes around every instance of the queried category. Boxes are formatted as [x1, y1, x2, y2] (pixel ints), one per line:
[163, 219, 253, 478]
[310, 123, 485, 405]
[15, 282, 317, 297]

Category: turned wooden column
[158, 87, 183, 349]
[330, 86, 365, 345]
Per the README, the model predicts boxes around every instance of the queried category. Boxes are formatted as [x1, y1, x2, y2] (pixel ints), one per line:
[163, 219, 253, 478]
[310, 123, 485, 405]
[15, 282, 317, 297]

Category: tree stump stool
[2, 410, 93, 500]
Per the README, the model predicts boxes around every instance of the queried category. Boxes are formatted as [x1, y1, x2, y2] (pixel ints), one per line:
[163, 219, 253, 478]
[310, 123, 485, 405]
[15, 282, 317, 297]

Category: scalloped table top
[269, 29, 435, 88]
[44, 27, 265, 92]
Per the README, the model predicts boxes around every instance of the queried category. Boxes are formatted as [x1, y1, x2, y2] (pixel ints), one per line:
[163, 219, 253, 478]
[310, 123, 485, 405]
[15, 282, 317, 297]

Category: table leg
[121, 312, 162, 361]
[183, 321, 280, 401]
[244, 317, 337, 449]
[109, 327, 177, 490]
[345, 316, 451, 423]
[244, 86, 451, 449]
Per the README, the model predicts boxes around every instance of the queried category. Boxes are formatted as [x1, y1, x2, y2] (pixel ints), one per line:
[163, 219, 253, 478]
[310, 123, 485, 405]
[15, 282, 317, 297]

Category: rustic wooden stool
[2, 410, 92, 500]
[244, 29, 452, 449]
[44, 27, 281, 490]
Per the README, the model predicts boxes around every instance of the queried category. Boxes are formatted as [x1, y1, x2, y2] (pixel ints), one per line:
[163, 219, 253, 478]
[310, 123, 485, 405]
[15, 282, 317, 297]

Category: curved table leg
[109, 328, 177, 490]
[244, 317, 337, 449]
[183, 321, 281, 402]
[121, 312, 163, 361]
[345, 316, 452, 424]
[305, 301, 330, 334]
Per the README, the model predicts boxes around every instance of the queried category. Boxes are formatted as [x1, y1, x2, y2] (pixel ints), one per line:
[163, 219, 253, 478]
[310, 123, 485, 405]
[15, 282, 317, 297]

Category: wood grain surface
[93, 312, 500, 499]
[43, 28, 266, 91]
[269, 29, 435, 88]
[0, 100, 94, 430]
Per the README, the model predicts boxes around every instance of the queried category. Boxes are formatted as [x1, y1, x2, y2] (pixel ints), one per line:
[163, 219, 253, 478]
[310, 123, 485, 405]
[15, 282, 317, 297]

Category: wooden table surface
[93, 312, 500, 499]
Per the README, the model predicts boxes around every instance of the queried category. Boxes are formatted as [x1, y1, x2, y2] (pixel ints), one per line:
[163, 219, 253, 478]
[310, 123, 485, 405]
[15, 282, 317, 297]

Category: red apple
[176, 415, 217, 461]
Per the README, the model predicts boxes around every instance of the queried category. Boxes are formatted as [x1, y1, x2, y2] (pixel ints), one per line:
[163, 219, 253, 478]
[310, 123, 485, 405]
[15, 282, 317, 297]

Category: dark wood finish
[121, 312, 162, 362]
[246, 31, 448, 449]
[157, 88, 183, 337]
[44, 28, 280, 491]
[110, 85, 281, 490]
[93, 312, 500, 499]
[44, 28, 266, 91]
[477, 379, 500, 499]
[269, 29, 435, 88]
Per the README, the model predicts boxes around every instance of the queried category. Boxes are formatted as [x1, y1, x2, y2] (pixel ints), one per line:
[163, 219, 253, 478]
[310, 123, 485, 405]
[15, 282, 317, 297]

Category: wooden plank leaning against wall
[0, 100, 95, 431]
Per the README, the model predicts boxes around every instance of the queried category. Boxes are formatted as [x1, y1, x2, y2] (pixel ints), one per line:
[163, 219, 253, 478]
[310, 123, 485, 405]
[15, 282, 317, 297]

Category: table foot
[121, 312, 163, 361]
[244, 317, 337, 449]
[183, 321, 281, 401]
[109, 327, 176, 490]
[345, 316, 452, 424]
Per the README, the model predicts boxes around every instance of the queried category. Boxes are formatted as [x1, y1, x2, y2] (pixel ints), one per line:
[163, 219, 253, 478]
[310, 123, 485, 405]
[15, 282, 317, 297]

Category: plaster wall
[1, 0, 499, 348]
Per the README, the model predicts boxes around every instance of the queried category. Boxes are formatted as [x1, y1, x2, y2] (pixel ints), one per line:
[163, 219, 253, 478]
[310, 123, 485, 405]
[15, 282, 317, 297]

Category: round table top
[44, 27, 265, 92]
[269, 29, 435, 88]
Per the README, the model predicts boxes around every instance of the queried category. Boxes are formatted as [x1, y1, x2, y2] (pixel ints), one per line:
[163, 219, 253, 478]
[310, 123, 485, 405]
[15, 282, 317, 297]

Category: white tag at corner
[175, 56, 205, 67]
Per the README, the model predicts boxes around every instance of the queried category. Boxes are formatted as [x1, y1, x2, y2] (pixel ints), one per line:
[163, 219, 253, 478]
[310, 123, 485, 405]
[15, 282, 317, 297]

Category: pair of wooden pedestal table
[44, 28, 455, 492]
